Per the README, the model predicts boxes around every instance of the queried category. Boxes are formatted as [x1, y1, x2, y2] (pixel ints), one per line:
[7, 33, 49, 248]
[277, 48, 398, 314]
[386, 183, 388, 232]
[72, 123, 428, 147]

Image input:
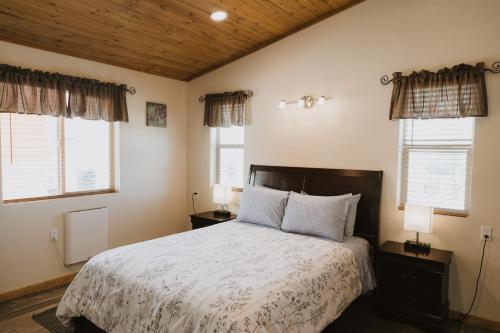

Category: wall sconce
[278, 95, 328, 109]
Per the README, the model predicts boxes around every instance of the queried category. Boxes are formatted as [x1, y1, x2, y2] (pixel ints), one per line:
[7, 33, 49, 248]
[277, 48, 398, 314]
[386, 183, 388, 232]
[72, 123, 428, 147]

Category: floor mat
[32, 307, 72, 333]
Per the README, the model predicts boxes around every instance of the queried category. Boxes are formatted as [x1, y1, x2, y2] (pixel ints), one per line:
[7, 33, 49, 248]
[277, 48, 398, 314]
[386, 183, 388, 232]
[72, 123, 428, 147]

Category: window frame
[214, 126, 245, 191]
[0, 114, 117, 204]
[397, 118, 474, 217]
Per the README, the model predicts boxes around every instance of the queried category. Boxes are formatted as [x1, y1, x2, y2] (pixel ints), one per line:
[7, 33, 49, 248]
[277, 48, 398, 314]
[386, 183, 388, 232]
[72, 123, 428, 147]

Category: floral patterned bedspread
[56, 221, 362, 333]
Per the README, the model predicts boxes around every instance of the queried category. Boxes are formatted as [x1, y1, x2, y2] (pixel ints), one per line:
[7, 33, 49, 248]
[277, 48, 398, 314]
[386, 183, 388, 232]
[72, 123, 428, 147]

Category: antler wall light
[278, 95, 327, 109]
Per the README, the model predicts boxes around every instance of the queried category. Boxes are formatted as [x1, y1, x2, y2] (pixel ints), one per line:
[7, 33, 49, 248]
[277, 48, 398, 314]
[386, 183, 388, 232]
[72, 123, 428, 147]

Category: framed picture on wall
[146, 102, 167, 128]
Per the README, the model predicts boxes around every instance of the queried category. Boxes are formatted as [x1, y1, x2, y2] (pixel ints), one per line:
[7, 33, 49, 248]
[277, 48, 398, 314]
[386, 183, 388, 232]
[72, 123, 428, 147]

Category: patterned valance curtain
[0, 64, 129, 122]
[203, 90, 249, 127]
[389, 63, 488, 120]
[69, 78, 128, 122]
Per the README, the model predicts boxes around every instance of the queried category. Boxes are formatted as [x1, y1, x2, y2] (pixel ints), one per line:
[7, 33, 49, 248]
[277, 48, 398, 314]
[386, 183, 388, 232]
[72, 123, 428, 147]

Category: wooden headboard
[249, 164, 383, 251]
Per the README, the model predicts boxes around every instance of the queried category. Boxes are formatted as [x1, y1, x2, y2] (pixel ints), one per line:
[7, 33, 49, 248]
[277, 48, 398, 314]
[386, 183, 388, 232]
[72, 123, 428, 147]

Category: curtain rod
[379, 61, 500, 86]
[127, 87, 136, 95]
[199, 89, 254, 102]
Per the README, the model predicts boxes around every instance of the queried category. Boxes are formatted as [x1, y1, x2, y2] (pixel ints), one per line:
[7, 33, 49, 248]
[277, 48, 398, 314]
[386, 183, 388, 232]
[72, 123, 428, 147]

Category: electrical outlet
[480, 226, 492, 241]
[192, 190, 199, 199]
[50, 229, 59, 241]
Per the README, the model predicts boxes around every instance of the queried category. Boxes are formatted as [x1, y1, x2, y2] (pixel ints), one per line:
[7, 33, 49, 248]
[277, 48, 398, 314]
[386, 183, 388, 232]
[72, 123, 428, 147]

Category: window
[214, 126, 244, 188]
[0, 114, 116, 203]
[398, 118, 474, 215]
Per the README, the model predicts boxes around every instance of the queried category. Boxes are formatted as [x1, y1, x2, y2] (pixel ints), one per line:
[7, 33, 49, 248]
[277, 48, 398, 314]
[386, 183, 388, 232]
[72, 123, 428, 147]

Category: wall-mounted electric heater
[64, 207, 109, 265]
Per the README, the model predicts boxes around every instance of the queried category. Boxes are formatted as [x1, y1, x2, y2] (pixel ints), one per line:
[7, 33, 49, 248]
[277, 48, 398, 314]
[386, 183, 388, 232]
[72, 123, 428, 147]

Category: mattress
[57, 221, 374, 333]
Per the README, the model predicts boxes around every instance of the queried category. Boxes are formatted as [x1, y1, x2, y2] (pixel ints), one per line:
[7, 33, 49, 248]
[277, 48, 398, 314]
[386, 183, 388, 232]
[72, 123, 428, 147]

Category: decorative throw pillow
[281, 191, 349, 242]
[344, 194, 361, 237]
[237, 186, 289, 229]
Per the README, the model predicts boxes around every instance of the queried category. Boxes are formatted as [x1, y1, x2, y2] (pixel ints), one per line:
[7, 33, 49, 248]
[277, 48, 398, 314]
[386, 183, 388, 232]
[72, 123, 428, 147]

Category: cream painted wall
[0, 41, 191, 293]
[187, 0, 500, 322]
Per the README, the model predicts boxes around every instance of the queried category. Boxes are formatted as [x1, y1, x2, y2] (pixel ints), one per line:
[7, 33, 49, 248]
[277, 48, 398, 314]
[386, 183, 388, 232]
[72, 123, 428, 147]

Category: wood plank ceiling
[0, 0, 363, 81]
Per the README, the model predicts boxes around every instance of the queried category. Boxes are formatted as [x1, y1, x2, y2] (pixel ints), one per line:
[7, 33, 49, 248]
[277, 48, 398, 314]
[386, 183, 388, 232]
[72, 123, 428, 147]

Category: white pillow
[237, 186, 289, 229]
[281, 192, 350, 242]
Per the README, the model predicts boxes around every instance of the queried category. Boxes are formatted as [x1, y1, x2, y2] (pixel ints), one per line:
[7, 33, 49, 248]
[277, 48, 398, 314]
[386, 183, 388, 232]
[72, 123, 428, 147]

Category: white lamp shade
[213, 184, 232, 205]
[278, 100, 287, 109]
[404, 204, 433, 234]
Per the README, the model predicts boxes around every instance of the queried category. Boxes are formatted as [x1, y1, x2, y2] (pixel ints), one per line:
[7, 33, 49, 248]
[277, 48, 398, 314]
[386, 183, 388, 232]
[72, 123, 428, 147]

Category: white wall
[0, 41, 190, 293]
[187, 0, 500, 321]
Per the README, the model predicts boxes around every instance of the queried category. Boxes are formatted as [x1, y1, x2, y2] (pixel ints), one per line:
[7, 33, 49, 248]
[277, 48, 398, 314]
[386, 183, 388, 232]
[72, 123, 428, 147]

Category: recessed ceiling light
[210, 11, 228, 22]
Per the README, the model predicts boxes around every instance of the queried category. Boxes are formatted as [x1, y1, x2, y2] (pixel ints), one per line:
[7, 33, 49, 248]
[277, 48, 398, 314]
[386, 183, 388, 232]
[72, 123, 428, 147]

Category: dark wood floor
[0, 285, 498, 333]
[334, 296, 499, 333]
[0, 285, 67, 333]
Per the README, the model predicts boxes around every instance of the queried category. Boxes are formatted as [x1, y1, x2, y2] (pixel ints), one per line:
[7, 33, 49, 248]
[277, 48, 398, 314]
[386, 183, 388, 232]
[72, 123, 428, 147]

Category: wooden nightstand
[377, 241, 453, 332]
[190, 211, 236, 230]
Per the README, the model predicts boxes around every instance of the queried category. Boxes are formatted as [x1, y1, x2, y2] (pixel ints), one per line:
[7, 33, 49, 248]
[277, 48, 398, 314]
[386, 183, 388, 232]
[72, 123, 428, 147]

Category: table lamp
[404, 204, 433, 253]
[213, 184, 232, 218]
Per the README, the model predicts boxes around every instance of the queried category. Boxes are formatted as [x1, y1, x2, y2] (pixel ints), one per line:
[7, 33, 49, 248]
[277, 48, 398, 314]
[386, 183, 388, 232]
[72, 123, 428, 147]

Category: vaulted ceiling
[0, 0, 362, 81]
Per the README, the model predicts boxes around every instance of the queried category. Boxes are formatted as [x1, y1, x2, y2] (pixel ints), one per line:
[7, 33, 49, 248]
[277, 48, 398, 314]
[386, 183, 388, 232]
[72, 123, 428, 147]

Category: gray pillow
[281, 192, 349, 242]
[344, 194, 361, 237]
[300, 191, 358, 236]
[237, 186, 289, 229]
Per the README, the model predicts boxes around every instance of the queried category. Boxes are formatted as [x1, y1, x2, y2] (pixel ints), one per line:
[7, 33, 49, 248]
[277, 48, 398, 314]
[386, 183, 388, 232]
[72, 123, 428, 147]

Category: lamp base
[213, 210, 231, 218]
[404, 240, 431, 253]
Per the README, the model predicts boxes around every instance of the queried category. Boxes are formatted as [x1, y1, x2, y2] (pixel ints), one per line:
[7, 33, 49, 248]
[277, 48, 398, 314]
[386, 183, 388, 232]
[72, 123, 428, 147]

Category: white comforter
[57, 222, 363, 333]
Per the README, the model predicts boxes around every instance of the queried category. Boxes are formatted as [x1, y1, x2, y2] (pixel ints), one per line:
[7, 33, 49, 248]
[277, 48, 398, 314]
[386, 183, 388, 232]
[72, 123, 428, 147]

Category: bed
[57, 165, 383, 333]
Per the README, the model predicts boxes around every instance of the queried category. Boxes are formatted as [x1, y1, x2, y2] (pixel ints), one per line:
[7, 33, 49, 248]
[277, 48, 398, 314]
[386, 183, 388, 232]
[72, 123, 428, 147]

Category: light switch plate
[480, 226, 492, 241]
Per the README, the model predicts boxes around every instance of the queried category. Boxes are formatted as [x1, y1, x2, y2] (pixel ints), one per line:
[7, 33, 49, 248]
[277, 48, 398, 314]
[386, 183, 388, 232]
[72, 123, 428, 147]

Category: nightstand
[377, 241, 453, 332]
[190, 211, 236, 230]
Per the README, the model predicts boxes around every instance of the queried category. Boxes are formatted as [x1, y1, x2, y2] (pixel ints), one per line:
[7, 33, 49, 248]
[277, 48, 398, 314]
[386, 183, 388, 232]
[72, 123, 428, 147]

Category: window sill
[398, 204, 468, 218]
[232, 187, 243, 192]
[2, 189, 116, 204]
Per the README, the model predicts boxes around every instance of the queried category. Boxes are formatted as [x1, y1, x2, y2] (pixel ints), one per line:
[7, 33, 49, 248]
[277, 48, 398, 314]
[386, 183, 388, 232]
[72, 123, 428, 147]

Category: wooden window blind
[399, 118, 474, 215]
[0, 114, 116, 203]
[215, 126, 244, 188]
